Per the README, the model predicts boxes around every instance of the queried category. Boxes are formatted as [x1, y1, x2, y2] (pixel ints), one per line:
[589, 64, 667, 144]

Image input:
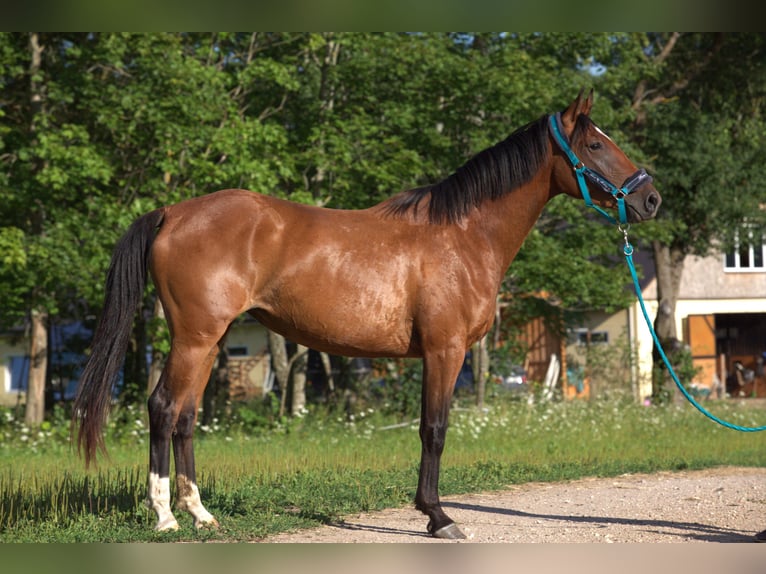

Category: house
[564, 238, 766, 402]
[222, 316, 273, 400]
[630, 243, 766, 401]
[0, 328, 28, 407]
[0, 317, 274, 408]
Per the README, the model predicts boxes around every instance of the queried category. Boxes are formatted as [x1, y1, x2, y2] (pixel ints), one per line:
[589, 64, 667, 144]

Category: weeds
[1, 397, 765, 541]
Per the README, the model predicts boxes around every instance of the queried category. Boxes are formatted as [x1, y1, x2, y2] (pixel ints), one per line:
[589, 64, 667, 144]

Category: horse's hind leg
[171, 348, 220, 529]
[146, 339, 222, 530]
[146, 372, 181, 531]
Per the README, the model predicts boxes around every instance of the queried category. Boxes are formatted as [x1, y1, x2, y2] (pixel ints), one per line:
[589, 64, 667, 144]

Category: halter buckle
[613, 188, 628, 200]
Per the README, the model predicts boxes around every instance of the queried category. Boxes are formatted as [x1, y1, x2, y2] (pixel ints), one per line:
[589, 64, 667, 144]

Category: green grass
[1, 397, 765, 542]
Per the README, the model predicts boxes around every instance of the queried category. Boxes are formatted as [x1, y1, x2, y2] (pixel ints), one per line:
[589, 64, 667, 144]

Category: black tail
[72, 209, 165, 466]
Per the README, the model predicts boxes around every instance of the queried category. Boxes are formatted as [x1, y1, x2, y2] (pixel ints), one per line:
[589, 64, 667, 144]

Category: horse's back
[148, 189, 422, 355]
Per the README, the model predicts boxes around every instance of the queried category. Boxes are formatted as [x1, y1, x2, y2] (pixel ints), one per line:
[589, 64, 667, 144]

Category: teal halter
[548, 112, 653, 225]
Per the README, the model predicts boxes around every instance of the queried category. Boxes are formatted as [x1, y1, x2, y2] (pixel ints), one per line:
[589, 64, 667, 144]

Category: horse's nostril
[645, 192, 660, 213]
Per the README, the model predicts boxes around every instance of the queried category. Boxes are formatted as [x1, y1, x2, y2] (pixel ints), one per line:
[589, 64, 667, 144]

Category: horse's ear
[560, 89, 594, 134]
[581, 89, 594, 115]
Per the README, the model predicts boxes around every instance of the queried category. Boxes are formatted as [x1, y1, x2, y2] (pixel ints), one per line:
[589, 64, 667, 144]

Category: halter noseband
[548, 112, 652, 225]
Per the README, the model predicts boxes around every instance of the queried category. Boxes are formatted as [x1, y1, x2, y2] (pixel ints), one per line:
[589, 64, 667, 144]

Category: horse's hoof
[194, 517, 220, 530]
[154, 517, 180, 532]
[754, 530, 766, 542]
[432, 522, 466, 540]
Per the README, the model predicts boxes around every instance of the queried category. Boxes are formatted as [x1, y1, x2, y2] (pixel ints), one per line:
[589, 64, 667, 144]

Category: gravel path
[264, 466, 766, 543]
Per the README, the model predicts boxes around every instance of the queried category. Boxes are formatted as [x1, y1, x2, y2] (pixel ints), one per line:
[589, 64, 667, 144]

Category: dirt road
[263, 466, 766, 543]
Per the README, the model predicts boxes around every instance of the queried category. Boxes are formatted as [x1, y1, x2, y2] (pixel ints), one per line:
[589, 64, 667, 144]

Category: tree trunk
[651, 240, 687, 402]
[25, 309, 48, 425]
[24, 34, 47, 426]
[203, 342, 230, 426]
[305, 34, 340, 198]
[291, 344, 308, 416]
[268, 331, 291, 417]
[320, 351, 335, 394]
[472, 336, 489, 410]
[267, 331, 311, 417]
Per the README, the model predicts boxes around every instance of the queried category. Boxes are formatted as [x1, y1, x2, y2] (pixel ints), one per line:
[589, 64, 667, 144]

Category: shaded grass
[1, 398, 765, 542]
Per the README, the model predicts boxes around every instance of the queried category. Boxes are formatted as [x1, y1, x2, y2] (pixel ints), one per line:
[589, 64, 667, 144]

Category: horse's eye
[587, 142, 603, 151]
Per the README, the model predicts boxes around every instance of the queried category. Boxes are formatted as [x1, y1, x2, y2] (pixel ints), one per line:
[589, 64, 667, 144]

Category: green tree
[6, 32, 760, 419]
[0, 33, 115, 423]
[72, 33, 297, 403]
[0, 32, 299, 416]
[625, 33, 766, 400]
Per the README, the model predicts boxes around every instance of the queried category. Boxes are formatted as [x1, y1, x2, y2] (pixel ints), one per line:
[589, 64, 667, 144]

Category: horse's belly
[250, 305, 416, 358]
[250, 255, 419, 356]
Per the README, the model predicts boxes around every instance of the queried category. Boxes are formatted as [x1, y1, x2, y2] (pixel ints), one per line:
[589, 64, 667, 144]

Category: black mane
[385, 114, 551, 224]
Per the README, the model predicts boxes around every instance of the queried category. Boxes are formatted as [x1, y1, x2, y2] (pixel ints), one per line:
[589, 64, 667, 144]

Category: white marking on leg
[176, 474, 219, 529]
[146, 472, 179, 531]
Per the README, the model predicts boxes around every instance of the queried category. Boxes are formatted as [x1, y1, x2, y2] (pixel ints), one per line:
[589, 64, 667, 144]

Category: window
[227, 346, 248, 357]
[724, 229, 765, 272]
[571, 329, 609, 346]
[8, 356, 29, 392]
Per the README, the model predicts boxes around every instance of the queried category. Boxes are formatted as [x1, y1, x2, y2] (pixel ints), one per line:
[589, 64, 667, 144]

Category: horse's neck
[472, 173, 553, 274]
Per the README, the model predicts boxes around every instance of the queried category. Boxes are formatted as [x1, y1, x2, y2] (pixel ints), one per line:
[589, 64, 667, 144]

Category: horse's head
[550, 90, 661, 224]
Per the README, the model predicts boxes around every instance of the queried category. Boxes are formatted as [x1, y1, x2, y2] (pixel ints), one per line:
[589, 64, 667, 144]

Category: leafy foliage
[1, 33, 764, 411]
[3, 398, 766, 541]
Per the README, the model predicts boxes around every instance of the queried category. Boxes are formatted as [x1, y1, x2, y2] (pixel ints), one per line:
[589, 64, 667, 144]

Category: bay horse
[72, 91, 660, 539]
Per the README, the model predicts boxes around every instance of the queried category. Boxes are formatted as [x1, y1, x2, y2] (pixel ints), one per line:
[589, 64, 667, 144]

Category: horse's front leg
[414, 345, 466, 539]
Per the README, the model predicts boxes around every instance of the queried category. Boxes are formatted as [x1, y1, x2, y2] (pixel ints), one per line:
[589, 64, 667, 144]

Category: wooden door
[684, 314, 717, 393]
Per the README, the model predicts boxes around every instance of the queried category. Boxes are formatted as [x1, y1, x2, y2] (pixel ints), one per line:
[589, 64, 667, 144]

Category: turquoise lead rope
[622, 230, 766, 432]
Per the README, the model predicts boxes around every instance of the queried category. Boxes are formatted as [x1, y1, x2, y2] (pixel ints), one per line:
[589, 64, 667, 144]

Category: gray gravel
[263, 466, 766, 543]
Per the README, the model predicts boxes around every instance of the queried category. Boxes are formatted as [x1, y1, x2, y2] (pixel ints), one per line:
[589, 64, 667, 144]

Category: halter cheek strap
[548, 112, 652, 225]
